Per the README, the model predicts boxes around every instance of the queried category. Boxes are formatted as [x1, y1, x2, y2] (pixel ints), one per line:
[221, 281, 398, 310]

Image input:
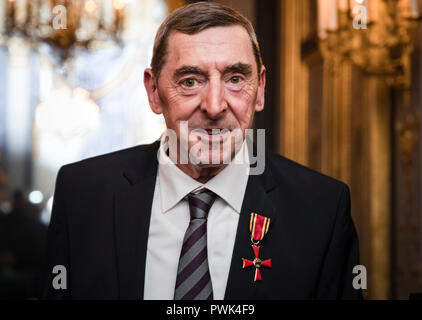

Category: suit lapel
[113, 140, 279, 300]
[224, 159, 277, 299]
[113, 142, 159, 299]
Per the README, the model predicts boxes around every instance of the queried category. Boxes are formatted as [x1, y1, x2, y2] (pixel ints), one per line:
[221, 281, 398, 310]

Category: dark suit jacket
[41, 140, 362, 299]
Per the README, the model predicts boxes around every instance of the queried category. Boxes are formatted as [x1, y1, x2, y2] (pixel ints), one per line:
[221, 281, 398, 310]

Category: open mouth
[205, 128, 230, 135]
[191, 128, 231, 142]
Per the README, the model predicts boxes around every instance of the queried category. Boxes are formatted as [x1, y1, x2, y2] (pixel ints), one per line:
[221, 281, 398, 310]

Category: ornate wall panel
[279, 0, 406, 299]
[392, 17, 422, 298]
[278, 0, 310, 165]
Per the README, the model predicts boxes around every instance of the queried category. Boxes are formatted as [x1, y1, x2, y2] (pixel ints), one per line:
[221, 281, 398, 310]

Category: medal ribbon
[249, 213, 270, 243]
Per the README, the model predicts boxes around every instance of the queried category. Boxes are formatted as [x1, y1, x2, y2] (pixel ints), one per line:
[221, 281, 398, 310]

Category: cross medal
[242, 213, 272, 281]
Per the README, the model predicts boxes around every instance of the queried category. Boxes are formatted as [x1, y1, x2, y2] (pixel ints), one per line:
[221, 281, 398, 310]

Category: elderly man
[42, 2, 362, 300]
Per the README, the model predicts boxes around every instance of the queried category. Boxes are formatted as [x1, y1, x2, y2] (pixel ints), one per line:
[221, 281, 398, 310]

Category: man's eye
[230, 76, 241, 84]
[182, 78, 197, 87]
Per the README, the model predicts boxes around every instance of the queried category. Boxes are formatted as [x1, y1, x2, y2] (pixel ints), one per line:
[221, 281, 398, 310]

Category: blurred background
[0, 0, 421, 300]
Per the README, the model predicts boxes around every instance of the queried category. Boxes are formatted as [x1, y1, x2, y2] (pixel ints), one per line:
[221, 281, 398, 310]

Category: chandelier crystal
[0, 0, 127, 60]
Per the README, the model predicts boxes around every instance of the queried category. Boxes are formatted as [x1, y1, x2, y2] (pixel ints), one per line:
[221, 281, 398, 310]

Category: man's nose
[201, 78, 227, 119]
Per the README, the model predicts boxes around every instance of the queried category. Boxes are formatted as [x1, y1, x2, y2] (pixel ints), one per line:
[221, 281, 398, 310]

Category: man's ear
[255, 65, 266, 112]
[144, 68, 163, 114]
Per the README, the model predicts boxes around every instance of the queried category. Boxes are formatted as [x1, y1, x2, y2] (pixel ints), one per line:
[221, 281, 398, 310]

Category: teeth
[206, 129, 229, 134]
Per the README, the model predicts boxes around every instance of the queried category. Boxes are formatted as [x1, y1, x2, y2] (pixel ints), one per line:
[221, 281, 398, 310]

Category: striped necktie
[174, 189, 216, 300]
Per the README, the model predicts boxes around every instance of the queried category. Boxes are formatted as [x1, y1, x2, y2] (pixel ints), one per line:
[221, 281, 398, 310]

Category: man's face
[145, 25, 266, 166]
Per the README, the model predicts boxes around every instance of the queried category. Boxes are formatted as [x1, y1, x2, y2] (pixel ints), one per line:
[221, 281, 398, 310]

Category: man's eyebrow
[173, 63, 253, 80]
[173, 66, 206, 80]
[223, 63, 253, 76]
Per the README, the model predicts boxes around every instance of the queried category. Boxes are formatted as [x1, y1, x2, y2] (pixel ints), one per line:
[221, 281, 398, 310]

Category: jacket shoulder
[59, 141, 159, 174]
[266, 153, 349, 196]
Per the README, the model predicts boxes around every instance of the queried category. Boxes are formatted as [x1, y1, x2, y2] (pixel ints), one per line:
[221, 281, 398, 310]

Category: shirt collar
[158, 138, 250, 214]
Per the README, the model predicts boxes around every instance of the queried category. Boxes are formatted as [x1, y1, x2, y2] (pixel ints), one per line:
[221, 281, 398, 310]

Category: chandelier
[35, 87, 100, 139]
[317, 0, 421, 95]
[0, 0, 127, 61]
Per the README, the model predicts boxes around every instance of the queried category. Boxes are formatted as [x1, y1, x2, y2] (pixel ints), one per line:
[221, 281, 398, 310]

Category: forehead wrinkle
[169, 30, 252, 54]
[169, 35, 237, 58]
[174, 45, 247, 68]
[170, 27, 249, 51]
[166, 27, 258, 79]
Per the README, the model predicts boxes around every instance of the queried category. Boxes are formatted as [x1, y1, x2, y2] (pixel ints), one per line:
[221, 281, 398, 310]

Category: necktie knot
[187, 189, 216, 220]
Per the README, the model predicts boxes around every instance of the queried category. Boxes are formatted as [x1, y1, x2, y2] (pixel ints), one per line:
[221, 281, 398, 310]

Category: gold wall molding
[320, 55, 352, 185]
[366, 76, 392, 299]
[284, 0, 407, 299]
[317, 52, 392, 300]
[396, 110, 420, 166]
[278, 0, 310, 166]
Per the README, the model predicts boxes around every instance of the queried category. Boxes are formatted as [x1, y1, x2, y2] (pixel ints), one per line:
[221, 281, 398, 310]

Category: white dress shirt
[143, 139, 250, 300]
